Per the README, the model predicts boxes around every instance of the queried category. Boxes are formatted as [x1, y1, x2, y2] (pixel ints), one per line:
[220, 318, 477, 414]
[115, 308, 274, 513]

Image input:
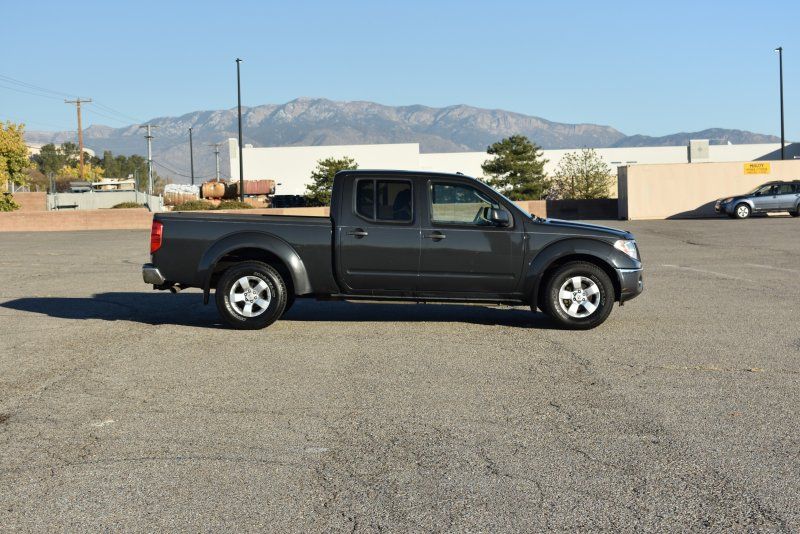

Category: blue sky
[1, 0, 797, 139]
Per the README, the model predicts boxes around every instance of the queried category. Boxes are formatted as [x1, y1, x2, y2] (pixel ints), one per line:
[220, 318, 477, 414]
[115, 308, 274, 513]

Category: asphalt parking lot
[1, 218, 798, 531]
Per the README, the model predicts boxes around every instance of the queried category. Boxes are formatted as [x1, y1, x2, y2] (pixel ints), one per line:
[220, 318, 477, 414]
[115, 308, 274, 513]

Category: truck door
[336, 177, 420, 292]
[417, 179, 521, 295]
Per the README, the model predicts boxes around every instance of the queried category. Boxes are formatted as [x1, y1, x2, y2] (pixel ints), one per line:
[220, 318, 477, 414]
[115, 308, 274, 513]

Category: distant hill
[24, 98, 781, 183]
[612, 128, 781, 147]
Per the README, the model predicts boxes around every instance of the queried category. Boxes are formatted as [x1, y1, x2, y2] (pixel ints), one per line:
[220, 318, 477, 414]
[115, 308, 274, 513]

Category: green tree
[32, 142, 96, 177]
[548, 148, 613, 199]
[0, 122, 31, 187]
[305, 156, 358, 206]
[32, 143, 67, 175]
[481, 135, 549, 200]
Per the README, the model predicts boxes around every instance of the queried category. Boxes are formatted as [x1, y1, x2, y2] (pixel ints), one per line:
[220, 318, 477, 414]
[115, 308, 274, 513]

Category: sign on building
[743, 162, 771, 175]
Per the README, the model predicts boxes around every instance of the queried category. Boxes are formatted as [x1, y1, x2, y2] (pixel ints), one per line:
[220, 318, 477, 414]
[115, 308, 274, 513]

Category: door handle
[424, 232, 446, 240]
[347, 229, 369, 238]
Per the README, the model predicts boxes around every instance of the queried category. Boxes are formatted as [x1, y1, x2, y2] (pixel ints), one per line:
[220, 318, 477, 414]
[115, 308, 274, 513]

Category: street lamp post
[189, 127, 195, 185]
[236, 58, 245, 202]
[775, 46, 785, 160]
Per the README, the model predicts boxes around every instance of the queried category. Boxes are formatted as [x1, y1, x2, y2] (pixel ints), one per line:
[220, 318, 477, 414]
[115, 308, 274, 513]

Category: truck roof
[336, 169, 476, 180]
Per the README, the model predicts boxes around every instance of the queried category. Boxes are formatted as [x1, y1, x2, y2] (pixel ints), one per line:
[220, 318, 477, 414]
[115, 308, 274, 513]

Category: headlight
[722, 197, 733, 203]
[614, 239, 639, 260]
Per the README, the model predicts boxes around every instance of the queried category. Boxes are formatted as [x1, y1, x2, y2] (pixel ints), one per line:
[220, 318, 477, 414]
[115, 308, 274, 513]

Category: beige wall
[11, 192, 47, 212]
[619, 160, 800, 220]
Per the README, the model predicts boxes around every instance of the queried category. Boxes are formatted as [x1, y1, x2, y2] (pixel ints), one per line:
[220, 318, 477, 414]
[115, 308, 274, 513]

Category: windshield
[746, 184, 773, 195]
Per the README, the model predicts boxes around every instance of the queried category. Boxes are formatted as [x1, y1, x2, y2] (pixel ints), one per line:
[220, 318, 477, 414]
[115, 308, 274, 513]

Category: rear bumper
[142, 263, 166, 285]
[618, 267, 643, 303]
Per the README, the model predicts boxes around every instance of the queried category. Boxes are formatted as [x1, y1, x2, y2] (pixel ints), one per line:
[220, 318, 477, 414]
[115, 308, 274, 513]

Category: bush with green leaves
[111, 202, 144, 209]
[172, 200, 216, 211]
[217, 200, 253, 210]
[0, 192, 20, 212]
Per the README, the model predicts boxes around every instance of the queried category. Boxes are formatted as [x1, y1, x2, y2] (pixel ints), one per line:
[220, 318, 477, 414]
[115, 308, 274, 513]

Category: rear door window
[354, 179, 413, 223]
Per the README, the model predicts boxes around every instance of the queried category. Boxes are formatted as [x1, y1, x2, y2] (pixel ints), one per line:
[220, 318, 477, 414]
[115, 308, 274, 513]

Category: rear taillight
[150, 220, 163, 254]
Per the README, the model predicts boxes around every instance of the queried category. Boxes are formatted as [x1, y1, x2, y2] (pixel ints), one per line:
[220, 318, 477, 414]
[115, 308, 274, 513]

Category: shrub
[217, 200, 253, 210]
[111, 202, 144, 209]
[172, 200, 215, 211]
[0, 193, 20, 212]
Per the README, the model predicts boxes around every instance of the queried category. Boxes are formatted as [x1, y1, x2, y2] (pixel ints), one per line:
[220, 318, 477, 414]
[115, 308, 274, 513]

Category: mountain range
[24, 97, 781, 183]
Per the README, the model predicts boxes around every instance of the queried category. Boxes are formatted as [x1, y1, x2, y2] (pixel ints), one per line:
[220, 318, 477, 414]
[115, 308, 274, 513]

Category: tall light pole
[138, 124, 158, 202]
[189, 127, 195, 185]
[775, 46, 785, 160]
[236, 58, 245, 202]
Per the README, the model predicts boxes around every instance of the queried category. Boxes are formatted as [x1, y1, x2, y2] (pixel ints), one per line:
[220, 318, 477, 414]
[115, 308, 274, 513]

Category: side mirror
[488, 208, 510, 227]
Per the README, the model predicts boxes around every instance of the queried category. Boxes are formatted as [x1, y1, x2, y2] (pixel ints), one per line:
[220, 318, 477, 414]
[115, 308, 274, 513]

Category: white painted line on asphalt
[744, 263, 800, 274]
[662, 264, 755, 283]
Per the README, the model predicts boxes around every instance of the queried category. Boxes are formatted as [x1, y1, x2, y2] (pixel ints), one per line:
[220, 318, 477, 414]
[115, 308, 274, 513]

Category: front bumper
[618, 267, 643, 303]
[714, 201, 732, 214]
[142, 263, 166, 285]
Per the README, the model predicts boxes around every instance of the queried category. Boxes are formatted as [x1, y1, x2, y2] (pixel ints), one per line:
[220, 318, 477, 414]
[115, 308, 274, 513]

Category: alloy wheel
[558, 276, 601, 318]
[229, 275, 272, 318]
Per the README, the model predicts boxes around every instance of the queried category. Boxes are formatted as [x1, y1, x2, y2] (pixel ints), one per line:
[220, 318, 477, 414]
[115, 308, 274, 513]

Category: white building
[227, 138, 787, 196]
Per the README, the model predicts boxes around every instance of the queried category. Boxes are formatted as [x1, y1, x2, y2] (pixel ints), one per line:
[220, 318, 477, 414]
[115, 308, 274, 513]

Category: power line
[0, 82, 65, 101]
[0, 74, 77, 98]
[0, 73, 144, 125]
[91, 101, 143, 123]
[84, 107, 134, 125]
[152, 160, 212, 180]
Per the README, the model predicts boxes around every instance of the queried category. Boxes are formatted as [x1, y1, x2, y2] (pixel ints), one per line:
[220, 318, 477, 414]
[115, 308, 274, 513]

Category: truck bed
[152, 211, 336, 293]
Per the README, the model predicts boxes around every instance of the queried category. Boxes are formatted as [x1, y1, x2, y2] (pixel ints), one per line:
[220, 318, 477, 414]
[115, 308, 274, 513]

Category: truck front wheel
[215, 261, 287, 329]
[540, 261, 615, 330]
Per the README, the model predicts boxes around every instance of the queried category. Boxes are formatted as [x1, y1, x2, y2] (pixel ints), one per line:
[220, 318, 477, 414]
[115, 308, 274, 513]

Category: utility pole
[138, 124, 158, 201]
[208, 143, 222, 180]
[189, 127, 195, 185]
[64, 98, 92, 179]
[775, 46, 785, 160]
[236, 58, 245, 202]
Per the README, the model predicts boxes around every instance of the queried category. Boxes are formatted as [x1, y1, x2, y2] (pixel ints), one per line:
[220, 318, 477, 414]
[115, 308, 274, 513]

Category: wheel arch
[525, 238, 626, 308]
[198, 232, 312, 304]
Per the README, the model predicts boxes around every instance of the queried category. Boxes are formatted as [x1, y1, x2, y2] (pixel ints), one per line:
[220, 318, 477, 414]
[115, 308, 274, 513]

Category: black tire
[215, 261, 287, 330]
[541, 261, 615, 330]
[282, 293, 296, 317]
[790, 207, 800, 218]
[734, 203, 751, 219]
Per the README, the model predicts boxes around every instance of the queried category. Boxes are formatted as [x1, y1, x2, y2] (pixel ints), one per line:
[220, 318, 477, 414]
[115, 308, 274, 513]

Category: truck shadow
[1, 292, 555, 329]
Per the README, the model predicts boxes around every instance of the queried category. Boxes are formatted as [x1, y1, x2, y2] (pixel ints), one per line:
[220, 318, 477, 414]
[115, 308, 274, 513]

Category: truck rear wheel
[541, 261, 615, 330]
[215, 261, 287, 329]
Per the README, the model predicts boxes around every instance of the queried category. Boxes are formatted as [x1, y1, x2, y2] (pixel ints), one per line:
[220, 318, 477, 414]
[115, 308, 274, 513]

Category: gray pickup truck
[143, 170, 643, 329]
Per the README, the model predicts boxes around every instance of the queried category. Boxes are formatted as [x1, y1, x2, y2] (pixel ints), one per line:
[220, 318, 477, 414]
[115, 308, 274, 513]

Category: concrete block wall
[618, 160, 800, 219]
[47, 191, 164, 211]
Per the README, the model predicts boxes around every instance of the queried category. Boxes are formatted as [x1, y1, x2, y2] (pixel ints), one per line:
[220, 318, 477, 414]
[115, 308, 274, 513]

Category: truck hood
[536, 218, 632, 239]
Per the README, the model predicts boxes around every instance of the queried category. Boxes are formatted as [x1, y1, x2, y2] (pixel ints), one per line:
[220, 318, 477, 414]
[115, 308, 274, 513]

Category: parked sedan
[715, 181, 800, 219]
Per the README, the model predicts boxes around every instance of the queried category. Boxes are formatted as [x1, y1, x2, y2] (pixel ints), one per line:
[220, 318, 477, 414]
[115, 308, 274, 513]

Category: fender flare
[523, 237, 633, 305]
[198, 231, 312, 303]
